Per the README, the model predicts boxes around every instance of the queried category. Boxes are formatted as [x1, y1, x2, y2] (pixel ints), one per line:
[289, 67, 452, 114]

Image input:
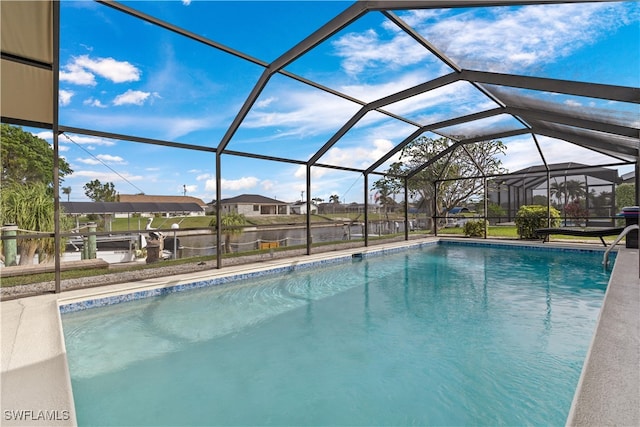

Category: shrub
[515, 205, 561, 239]
[463, 219, 488, 237]
[564, 200, 588, 226]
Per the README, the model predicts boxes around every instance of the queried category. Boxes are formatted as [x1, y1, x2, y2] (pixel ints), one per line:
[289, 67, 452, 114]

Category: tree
[375, 136, 506, 229]
[62, 186, 72, 202]
[371, 179, 396, 220]
[564, 179, 586, 202]
[84, 179, 118, 202]
[0, 183, 72, 265]
[549, 181, 565, 207]
[616, 183, 635, 211]
[209, 212, 247, 254]
[1, 124, 72, 187]
[329, 194, 340, 214]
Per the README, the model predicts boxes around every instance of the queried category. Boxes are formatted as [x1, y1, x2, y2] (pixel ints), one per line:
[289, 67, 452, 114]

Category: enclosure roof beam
[530, 127, 636, 161]
[223, 150, 307, 166]
[216, 2, 370, 154]
[455, 128, 531, 145]
[59, 125, 217, 153]
[308, 72, 460, 166]
[506, 106, 638, 138]
[460, 69, 640, 104]
[98, 1, 268, 68]
[364, 0, 617, 11]
[382, 10, 462, 73]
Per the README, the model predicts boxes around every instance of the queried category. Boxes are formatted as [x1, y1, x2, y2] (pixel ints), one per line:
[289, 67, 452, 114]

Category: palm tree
[0, 183, 71, 264]
[210, 212, 246, 254]
[62, 186, 72, 202]
[329, 194, 340, 214]
[549, 181, 565, 207]
[564, 180, 586, 202]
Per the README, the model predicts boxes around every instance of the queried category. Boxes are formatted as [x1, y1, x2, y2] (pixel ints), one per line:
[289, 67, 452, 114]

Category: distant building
[219, 194, 290, 216]
[289, 201, 319, 215]
[61, 195, 207, 220]
[118, 194, 207, 217]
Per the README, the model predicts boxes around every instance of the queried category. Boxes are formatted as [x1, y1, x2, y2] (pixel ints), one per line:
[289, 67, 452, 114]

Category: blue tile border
[59, 255, 350, 314]
[59, 239, 612, 314]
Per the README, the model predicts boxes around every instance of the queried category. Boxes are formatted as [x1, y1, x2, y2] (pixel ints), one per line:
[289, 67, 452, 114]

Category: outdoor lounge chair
[535, 227, 625, 246]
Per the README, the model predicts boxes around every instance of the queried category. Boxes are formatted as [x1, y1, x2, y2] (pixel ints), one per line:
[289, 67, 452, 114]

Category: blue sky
[32, 0, 639, 203]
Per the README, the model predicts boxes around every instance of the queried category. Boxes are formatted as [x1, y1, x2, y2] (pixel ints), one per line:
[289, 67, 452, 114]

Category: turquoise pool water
[62, 243, 611, 426]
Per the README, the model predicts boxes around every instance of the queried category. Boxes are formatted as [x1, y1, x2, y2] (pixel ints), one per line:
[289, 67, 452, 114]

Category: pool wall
[1, 238, 638, 426]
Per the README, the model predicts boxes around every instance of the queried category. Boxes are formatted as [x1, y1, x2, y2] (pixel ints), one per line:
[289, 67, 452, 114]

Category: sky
[28, 0, 640, 204]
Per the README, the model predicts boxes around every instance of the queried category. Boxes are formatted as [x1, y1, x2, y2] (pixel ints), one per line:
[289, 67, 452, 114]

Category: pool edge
[566, 247, 640, 426]
[2, 238, 637, 426]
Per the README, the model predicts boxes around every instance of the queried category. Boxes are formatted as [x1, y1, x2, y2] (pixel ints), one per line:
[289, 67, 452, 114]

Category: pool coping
[1, 237, 638, 426]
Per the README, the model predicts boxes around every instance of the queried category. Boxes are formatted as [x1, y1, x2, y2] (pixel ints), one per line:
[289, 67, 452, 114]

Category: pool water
[62, 243, 611, 426]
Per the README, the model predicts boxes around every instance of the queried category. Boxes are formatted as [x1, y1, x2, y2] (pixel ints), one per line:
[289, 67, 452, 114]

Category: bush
[463, 219, 488, 237]
[515, 205, 561, 239]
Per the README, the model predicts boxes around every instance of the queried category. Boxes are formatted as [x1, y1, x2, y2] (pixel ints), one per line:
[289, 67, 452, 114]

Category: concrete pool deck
[1, 238, 638, 426]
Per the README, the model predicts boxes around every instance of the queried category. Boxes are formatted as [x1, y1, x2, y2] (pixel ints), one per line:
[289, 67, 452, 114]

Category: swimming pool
[61, 242, 611, 426]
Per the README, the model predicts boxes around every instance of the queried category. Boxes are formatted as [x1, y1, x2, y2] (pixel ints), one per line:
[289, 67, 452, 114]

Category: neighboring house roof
[119, 194, 207, 207]
[61, 202, 204, 215]
[499, 162, 620, 188]
[449, 207, 470, 214]
[220, 194, 288, 204]
[621, 171, 635, 183]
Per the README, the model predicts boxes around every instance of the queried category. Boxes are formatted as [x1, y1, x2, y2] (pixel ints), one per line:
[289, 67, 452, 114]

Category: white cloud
[332, 3, 635, 75]
[59, 90, 74, 106]
[74, 55, 140, 83]
[261, 180, 275, 191]
[83, 97, 107, 108]
[243, 89, 361, 138]
[75, 157, 100, 165]
[113, 89, 152, 106]
[70, 112, 211, 140]
[97, 154, 126, 163]
[62, 134, 116, 146]
[60, 63, 96, 86]
[182, 0, 191, 5]
[204, 176, 260, 192]
[34, 131, 116, 147]
[75, 154, 125, 165]
[255, 96, 277, 108]
[332, 29, 430, 76]
[293, 139, 397, 180]
[406, 3, 633, 72]
[196, 173, 213, 181]
[60, 55, 141, 85]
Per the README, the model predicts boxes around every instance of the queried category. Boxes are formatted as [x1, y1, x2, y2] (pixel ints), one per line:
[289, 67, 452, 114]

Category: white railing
[603, 224, 639, 268]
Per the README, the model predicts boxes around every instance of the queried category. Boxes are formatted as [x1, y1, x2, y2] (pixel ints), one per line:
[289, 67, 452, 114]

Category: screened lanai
[1, 0, 639, 285]
[488, 162, 621, 225]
